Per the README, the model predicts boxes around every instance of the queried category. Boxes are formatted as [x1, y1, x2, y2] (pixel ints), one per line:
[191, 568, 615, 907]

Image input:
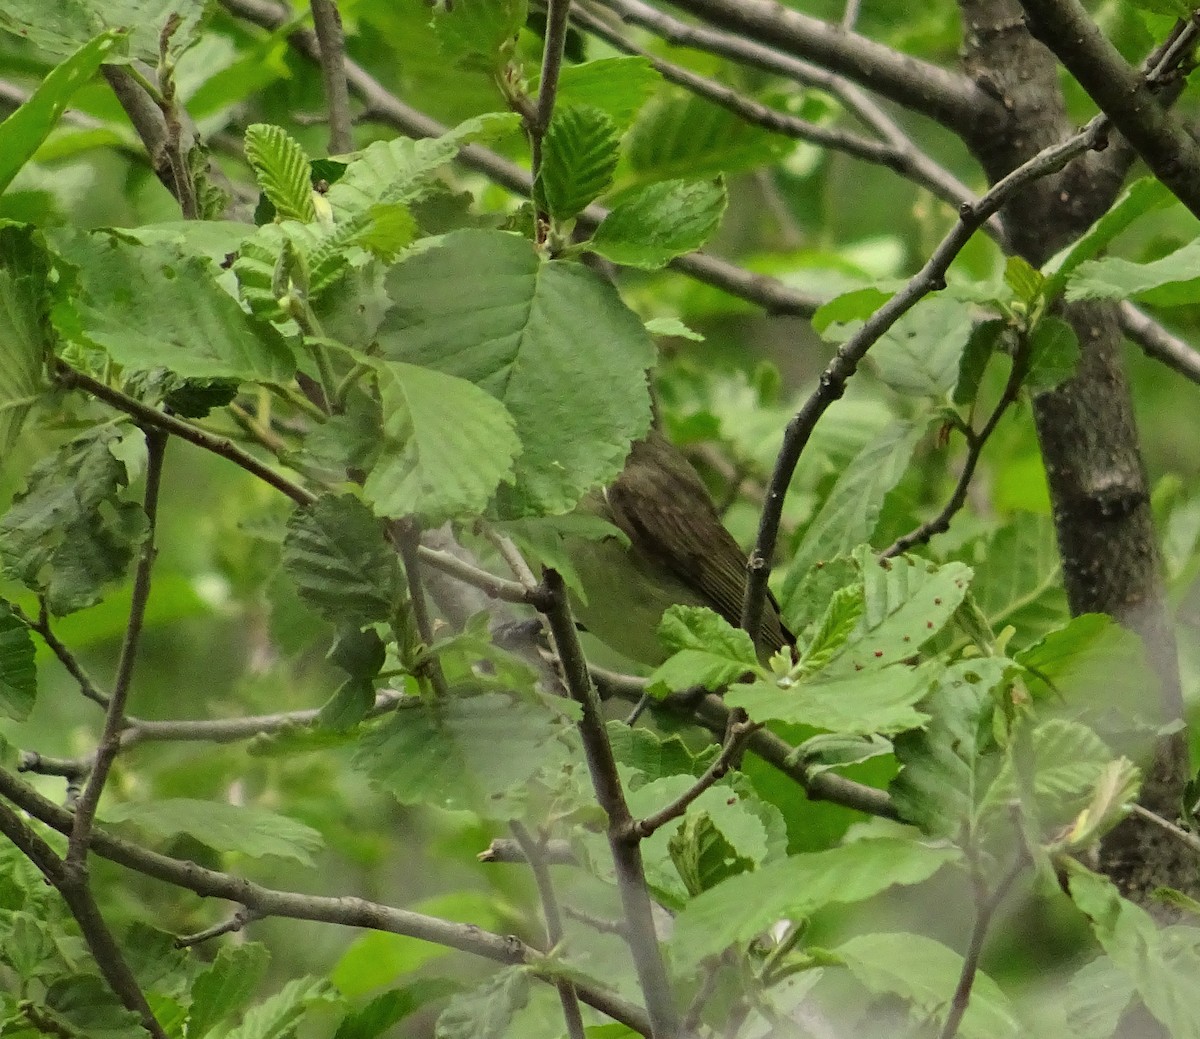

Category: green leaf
[101, 799, 325, 866]
[434, 968, 529, 1039]
[832, 932, 1020, 1039]
[224, 976, 340, 1039]
[0, 0, 202, 61]
[798, 583, 864, 673]
[648, 606, 757, 694]
[1025, 316, 1079, 392]
[379, 230, 655, 515]
[244, 124, 316, 223]
[826, 550, 973, 672]
[668, 812, 755, 896]
[553, 57, 661, 131]
[1044, 178, 1176, 299]
[590, 177, 727, 269]
[362, 361, 520, 524]
[354, 692, 573, 817]
[0, 602, 35, 723]
[42, 974, 143, 1039]
[334, 981, 459, 1039]
[53, 230, 295, 382]
[1067, 862, 1200, 1039]
[0, 32, 125, 195]
[891, 657, 1011, 839]
[432, 0, 526, 73]
[0, 224, 51, 452]
[781, 421, 926, 617]
[971, 512, 1065, 641]
[622, 92, 792, 190]
[0, 426, 147, 615]
[811, 286, 894, 336]
[282, 494, 402, 627]
[954, 318, 1005, 406]
[1015, 613, 1148, 707]
[670, 838, 957, 968]
[608, 724, 706, 784]
[728, 660, 937, 735]
[795, 732, 893, 775]
[1065, 236, 1200, 307]
[1004, 255, 1044, 306]
[869, 296, 975, 398]
[535, 105, 619, 221]
[188, 944, 271, 1039]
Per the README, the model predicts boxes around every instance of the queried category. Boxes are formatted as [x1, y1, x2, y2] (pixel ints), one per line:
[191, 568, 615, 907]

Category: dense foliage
[1, 0, 1200, 1037]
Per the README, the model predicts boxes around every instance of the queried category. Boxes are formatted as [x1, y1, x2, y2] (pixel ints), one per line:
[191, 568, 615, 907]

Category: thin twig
[12, 601, 110, 708]
[54, 360, 317, 508]
[175, 908, 260, 948]
[1129, 802, 1200, 856]
[0, 800, 168, 1039]
[0, 766, 650, 1036]
[634, 714, 761, 838]
[938, 852, 1028, 1039]
[739, 116, 1110, 642]
[539, 569, 681, 1039]
[881, 328, 1031, 558]
[1119, 302, 1200, 386]
[532, 0, 575, 178]
[417, 546, 546, 606]
[309, 0, 354, 153]
[510, 821, 586, 1039]
[67, 430, 167, 868]
[393, 522, 452, 700]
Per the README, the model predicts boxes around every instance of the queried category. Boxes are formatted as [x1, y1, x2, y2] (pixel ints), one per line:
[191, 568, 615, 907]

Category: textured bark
[957, 0, 1193, 902]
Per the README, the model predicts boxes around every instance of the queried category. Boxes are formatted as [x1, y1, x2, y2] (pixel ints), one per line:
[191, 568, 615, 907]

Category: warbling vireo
[565, 430, 794, 666]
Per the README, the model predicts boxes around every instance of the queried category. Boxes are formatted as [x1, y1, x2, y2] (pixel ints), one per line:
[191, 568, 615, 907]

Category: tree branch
[739, 116, 1108, 641]
[67, 431, 167, 868]
[309, 0, 354, 153]
[0, 800, 168, 1039]
[538, 569, 681, 1039]
[0, 766, 651, 1036]
[1119, 302, 1200, 387]
[1018, 0, 1200, 221]
[662, 0, 1001, 136]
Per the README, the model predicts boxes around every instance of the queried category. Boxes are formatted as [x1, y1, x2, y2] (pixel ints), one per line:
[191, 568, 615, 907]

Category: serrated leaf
[796, 732, 893, 775]
[799, 583, 864, 673]
[1025, 316, 1079, 391]
[1015, 613, 1148, 709]
[432, 0, 526, 72]
[552, 57, 661, 130]
[353, 692, 572, 817]
[728, 660, 937, 735]
[245, 124, 316, 223]
[1065, 236, 1200, 306]
[608, 723, 705, 783]
[0, 426, 147, 615]
[434, 968, 529, 1039]
[972, 513, 1065, 642]
[668, 812, 755, 896]
[535, 105, 619, 221]
[648, 606, 758, 694]
[870, 296, 975, 398]
[826, 550, 973, 672]
[0, 0, 202, 61]
[1004, 255, 1044, 305]
[53, 230, 295, 382]
[0, 32, 125, 195]
[891, 657, 1011, 839]
[102, 799, 324, 866]
[361, 361, 520, 524]
[0, 601, 36, 722]
[0, 225, 51, 453]
[811, 286, 895, 336]
[832, 932, 1019, 1039]
[670, 838, 957, 968]
[954, 318, 1005, 406]
[1067, 862, 1200, 1039]
[43, 974, 143, 1039]
[1044, 178, 1176, 299]
[590, 177, 727, 269]
[224, 976, 340, 1039]
[379, 230, 655, 515]
[188, 944, 271, 1039]
[282, 494, 402, 626]
[622, 92, 792, 190]
[334, 980, 459, 1039]
[1056, 758, 1141, 851]
[781, 422, 926, 617]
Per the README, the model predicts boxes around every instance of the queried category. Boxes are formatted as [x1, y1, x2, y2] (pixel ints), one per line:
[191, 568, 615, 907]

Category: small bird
[564, 429, 794, 666]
